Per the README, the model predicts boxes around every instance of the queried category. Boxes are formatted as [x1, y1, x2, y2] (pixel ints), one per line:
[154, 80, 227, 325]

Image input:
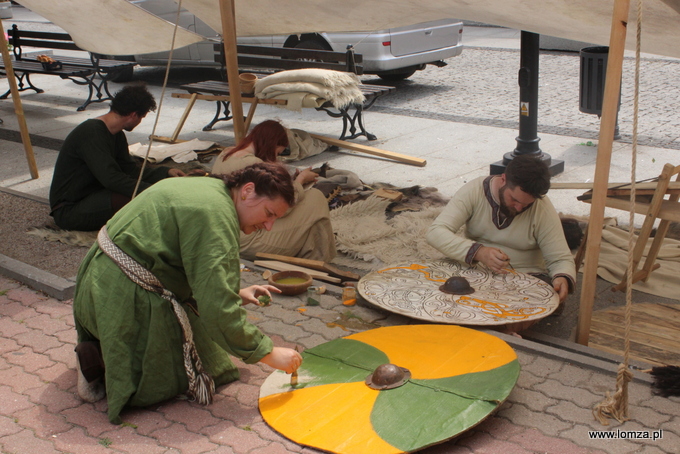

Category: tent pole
[0, 18, 39, 179]
[218, 0, 245, 142]
[575, 0, 630, 345]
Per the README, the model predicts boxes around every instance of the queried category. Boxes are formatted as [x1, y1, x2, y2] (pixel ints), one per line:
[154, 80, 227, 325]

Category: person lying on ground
[49, 83, 202, 231]
[212, 119, 336, 262]
[73, 161, 303, 424]
[426, 154, 576, 331]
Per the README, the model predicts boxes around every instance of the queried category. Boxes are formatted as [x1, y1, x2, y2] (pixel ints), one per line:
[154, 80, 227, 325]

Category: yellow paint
[342, 298, 357, 306]
[297, 307, 307, 312]
[260, 382, 399, 454]
[276, 277, 309, 285]
[348, 325, 515, 380]
[326, 322, 349, 331]
[456, 296, 546, 320]
[378, 263, 446, 283]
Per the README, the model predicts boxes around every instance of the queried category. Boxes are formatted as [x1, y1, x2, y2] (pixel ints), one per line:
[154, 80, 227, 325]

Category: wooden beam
[551, 182, 680, 191]
[218, 0, 245, 142]
[575, 0, 631, 346]
[0, 18, 39, 179]
[310, 134, 426, 167]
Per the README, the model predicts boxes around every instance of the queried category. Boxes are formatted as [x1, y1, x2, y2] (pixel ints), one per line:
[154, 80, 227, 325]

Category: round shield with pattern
[357, 260, 559, 325]
[259, 325, 519, 454]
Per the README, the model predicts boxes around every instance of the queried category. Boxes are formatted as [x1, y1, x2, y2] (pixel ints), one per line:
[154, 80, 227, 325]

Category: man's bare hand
[167, 168, 186, 177]
[552, 276, 569, 303]
[475, 246, 511, 273]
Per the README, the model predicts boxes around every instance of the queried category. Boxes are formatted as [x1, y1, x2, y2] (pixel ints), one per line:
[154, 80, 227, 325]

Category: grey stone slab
[0, 253, 75, 300]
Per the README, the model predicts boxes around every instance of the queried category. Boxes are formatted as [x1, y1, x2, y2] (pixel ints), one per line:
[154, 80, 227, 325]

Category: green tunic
[73, 177, 273, 424]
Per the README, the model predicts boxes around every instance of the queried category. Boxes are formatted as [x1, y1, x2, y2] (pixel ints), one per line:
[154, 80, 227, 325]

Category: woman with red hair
[212, 120, 336, 262]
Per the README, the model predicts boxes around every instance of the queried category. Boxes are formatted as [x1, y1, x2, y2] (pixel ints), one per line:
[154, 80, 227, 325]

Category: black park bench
[1, 24, 136, 111]
[161, 44, 395, 142]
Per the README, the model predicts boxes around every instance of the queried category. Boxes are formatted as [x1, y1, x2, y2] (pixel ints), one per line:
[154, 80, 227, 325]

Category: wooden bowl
[268, 270, 313, 296]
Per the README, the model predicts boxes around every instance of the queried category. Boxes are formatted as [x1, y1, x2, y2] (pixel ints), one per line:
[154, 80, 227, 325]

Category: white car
[129, 0, 463, 81]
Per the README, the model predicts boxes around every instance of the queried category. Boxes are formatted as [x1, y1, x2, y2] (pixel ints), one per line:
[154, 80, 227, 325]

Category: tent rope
[131, 0, 184, 199]
[593, 0, 642, 425]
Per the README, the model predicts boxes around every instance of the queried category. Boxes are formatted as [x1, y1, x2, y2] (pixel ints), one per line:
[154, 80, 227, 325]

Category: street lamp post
[490, 31, 564, 175]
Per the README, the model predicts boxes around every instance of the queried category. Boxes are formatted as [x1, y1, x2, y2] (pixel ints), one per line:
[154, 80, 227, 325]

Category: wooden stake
[218, 0, 245, 142]
[310, 134, 426, 167]
[575, 0, 631, 345]
[0, 18, 39, 179]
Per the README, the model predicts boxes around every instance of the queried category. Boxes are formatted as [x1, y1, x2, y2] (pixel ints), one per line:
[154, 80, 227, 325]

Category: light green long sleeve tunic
[426, 176, 575, 285]
[73, 177, 273, 424]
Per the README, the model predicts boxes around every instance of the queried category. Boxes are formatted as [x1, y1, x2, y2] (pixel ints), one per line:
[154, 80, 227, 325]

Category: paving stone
[521, 355, 565, 378]
[51, 426, 120, 454]
[152, 423, 219, 454]
[475, 415, 527, 440]
[3, 346, 56, 372]
[0, 384, 36, 415]
[202, 423, 269, 453]
[498, 402, 572, 436]
[509, 387, 558, 412]
[0, 320, 30, 341]
[0, 414, 22, 438]
[0, 427, 61, 454]
[534, 378, 602, 407]
[62, 402, 118, 437]
[100, 426, 168, 454]
[295, 333, 329, 349]
[515, 368, 547, 389]
[119, 408, 173, 436]
[13, 328, 63, 353]
[159, 401, 223, 433]
[545, 401, 605, 431]
[508, 427, 595, 454]
[14, 405, 71, 438]
[0, 366, 44, 392]
[639, 395, 680, 416]
[257, 319, 309, 343]
[557, 424, 641, 454]
[455, 431, 535, 454]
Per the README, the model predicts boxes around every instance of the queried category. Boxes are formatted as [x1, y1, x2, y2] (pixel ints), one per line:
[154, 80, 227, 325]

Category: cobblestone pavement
[1, 271, 679, 454]
[363, 46, 680, 150]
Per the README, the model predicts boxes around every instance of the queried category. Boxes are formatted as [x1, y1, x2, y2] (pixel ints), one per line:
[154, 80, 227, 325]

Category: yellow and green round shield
[259, 325, 519, 453]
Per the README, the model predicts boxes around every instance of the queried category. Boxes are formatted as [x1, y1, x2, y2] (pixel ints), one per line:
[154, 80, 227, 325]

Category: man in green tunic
[427, 155, 576, 304]
[73, 163, 302, 424]
[49, 83, 192, 231]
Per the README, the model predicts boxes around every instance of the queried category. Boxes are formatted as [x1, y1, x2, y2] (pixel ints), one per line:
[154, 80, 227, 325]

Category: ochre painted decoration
[357, 260, 559, 325]
[259, 325, 519, 453]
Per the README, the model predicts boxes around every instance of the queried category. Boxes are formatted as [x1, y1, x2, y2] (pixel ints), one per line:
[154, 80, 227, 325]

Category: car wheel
[108, 65, 135, 83]
[294, 38, 332, 52]
[377, 69, 417, 82]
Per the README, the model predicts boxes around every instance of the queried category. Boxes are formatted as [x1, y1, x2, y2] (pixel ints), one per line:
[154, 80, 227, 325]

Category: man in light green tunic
[427, 155, 576, 305]
[73, 163, 302, 424]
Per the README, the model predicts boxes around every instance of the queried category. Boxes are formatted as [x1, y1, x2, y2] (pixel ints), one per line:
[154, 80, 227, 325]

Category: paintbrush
[291, 346, 300, 387]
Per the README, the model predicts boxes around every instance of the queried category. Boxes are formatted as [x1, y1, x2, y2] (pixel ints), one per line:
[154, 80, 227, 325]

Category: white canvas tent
[8, 0, 680, 345]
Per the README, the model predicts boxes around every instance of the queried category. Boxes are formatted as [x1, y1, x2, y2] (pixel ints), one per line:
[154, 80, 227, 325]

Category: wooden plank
[590, 317, 680, 351]
[551, 181, 680, 191]
[253, 260, 341, 284]
[310, 134, 427, 167]
[576, 0, 631, 346]
[171, 92, 287, 105]
[588, 331, 674, 366]
[0, 19, 38, 179]
[581, 196, 680, 223]
[255, 252, 360, 281]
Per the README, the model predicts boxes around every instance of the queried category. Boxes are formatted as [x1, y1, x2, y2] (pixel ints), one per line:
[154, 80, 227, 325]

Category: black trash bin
[579, 46, 620, 138]
[579, 46, 610, 115]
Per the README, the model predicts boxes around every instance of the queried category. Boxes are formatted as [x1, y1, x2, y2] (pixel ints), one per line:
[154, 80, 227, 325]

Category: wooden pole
[310, 134, 427, 167]
[575, 0, 630, 345]
[0, 18, 39, 179]
[218, 0, 245, 142]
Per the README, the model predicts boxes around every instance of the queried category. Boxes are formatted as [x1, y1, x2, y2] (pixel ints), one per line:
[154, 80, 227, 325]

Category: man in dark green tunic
[49, 83, 190, 231]
[73, 163, 303, 424]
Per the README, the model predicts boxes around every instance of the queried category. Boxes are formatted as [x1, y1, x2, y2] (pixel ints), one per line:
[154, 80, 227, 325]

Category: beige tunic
[427, 176, 575, 287]
[212, 151, 336, 262]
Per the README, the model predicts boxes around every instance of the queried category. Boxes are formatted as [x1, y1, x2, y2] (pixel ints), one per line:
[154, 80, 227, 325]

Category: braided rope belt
[97, 226, 215, 405]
